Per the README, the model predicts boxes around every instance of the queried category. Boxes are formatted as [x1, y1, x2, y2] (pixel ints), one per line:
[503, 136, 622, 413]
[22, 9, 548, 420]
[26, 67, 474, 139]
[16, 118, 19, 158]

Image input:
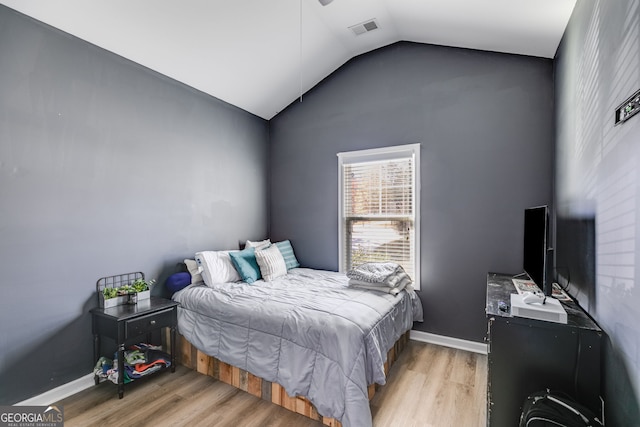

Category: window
[338, 144, 420, 288]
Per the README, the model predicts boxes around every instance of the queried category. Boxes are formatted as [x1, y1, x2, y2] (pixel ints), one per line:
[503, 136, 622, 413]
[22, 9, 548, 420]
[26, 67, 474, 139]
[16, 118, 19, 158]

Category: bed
[172, 260, 422, 427]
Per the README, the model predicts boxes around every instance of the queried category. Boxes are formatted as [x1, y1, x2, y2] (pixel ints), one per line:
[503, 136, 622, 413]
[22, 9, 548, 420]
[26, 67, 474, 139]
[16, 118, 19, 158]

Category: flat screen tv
[523, 205, 550, 295]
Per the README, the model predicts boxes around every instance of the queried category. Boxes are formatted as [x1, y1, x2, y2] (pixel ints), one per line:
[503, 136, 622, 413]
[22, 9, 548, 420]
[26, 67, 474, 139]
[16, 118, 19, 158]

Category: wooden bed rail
[176, 331, 410, 427]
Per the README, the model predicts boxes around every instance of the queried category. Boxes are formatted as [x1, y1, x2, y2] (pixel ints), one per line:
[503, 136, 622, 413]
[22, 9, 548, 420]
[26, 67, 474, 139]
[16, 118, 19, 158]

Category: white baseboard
[410, 330, 487, 355]
[15, 373, 95, 406]
[15, 331, 485, 406]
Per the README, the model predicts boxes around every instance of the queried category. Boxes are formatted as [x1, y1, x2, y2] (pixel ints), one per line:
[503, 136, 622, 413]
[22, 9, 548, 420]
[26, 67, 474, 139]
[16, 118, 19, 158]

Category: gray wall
[270, 42, 554, 342]
[555, 1, 640, 424]
[0, 6, 268, 404]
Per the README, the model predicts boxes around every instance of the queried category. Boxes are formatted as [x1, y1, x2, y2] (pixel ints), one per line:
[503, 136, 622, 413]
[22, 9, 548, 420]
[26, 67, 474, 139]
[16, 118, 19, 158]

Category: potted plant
[101, 286, 128, 308]
[130, 278, 155, 302]
[99, 278, 155, 308]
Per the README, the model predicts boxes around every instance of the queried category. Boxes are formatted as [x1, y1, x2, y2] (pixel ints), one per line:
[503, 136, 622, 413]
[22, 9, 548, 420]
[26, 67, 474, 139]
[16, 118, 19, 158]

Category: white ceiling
[1, 0, 576, 120]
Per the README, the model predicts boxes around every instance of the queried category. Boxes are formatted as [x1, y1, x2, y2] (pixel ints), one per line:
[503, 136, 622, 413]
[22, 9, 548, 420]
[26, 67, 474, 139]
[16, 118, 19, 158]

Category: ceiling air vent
[349, 19, 379, 36]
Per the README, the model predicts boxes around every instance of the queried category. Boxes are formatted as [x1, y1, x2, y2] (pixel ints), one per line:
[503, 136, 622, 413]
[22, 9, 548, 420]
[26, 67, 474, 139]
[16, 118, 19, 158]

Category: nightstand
[91, 297, 179, 398]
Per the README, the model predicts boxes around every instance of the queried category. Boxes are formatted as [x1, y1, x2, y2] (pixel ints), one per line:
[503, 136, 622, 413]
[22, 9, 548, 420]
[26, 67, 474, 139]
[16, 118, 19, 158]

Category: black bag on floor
[519, 390, 603, 427]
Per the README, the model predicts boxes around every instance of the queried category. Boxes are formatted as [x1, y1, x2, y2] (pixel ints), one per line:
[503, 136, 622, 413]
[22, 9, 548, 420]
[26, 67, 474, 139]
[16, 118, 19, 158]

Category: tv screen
[523, 206, 549, 293]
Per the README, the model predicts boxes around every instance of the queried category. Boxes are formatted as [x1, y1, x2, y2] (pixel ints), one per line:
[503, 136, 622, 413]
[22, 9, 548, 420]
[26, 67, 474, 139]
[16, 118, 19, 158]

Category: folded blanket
[349, 280, 410, 296]
[347, 262, 412, 289]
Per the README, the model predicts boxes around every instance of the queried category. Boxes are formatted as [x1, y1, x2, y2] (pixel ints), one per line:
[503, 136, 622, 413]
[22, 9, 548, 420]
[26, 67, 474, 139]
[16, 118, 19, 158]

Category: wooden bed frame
[177, 330, 410, 427]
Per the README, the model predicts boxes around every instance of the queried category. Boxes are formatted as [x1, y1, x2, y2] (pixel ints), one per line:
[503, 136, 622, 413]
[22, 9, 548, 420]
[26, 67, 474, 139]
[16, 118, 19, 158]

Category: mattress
[173, 268, 422, 427]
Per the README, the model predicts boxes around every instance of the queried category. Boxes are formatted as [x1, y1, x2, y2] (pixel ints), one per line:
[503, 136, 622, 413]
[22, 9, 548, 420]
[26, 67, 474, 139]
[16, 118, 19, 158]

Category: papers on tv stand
[510, 293, 568, 324]
[551, 282, 572, 302]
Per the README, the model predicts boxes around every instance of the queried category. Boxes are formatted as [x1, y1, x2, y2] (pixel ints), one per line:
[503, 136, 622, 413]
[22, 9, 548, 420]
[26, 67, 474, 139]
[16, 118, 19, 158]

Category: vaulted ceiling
[1, 0, 576, 119]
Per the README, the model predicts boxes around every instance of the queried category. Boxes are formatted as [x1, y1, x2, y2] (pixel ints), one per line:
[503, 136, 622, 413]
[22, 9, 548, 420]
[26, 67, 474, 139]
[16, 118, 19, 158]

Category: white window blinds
[338, 144, 420, 287]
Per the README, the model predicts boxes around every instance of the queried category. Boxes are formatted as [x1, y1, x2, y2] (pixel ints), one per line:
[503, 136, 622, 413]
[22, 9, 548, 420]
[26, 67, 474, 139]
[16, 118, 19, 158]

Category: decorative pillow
[165, 272, 192, 293]
[275, 240, 300, 270]
[184, 259, 204, 284]
[195, 251, 242, 286]
[245, 239, 271, 250]
[255, 245, 288, 282]
[228, 247, 262, 284]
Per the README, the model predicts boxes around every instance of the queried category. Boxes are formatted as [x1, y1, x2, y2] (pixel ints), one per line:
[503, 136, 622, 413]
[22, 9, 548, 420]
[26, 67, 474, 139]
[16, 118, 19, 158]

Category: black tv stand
[486, 272, 602, 426]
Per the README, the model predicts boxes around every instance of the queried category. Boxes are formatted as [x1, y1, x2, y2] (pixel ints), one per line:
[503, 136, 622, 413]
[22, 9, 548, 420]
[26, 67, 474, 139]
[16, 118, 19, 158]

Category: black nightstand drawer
[125, 308, 175, 338]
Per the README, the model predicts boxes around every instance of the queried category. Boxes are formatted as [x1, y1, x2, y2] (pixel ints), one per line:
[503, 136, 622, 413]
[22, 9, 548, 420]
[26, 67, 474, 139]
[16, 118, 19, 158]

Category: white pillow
[254, 245, 288, 282]
[184, 259, 204, 284]
[245, 239, 271, 250]
[195, 251, 242, 286]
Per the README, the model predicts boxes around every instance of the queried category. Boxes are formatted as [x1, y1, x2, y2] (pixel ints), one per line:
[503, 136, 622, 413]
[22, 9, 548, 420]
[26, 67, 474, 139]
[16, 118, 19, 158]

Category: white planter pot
[136, 290, 151, 301]
[100, 294, 127, 308]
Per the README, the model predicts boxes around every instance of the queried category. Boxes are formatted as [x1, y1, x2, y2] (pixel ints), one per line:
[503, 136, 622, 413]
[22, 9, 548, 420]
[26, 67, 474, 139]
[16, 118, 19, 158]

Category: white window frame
[337, 143, 421, 290]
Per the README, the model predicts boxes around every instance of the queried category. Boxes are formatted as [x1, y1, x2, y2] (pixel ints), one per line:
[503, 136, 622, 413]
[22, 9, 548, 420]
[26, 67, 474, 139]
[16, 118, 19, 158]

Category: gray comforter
[173, 268, 422, 427]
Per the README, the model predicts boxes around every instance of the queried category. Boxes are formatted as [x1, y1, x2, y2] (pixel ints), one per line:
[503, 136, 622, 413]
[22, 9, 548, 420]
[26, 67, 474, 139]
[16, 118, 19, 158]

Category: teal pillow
[275, 240, 300, 270]
[229, 247, 261, 283]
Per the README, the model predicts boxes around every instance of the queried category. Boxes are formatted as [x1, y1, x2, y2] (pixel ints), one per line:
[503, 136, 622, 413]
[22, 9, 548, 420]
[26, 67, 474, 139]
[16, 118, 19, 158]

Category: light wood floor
[56, 341, 487, 427]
